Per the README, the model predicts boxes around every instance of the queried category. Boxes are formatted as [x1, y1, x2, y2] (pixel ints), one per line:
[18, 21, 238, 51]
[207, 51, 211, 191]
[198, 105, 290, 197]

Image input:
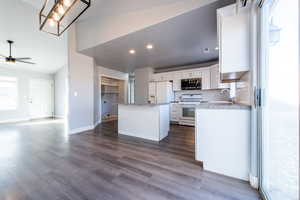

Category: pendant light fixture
[39, 0, 90, 36]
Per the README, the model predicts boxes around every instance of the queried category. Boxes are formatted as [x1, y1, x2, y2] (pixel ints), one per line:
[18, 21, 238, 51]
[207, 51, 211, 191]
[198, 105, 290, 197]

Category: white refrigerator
[148, 81, 173, 104]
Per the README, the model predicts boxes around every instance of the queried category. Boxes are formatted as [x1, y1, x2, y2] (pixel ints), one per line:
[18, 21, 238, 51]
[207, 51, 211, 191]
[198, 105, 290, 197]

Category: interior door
[258, 0, 299, 199]
[29, 79, 53, 119]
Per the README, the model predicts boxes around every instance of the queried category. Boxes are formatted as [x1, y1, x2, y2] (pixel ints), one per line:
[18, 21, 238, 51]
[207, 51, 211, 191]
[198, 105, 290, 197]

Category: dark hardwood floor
[0, 119, 261, 200]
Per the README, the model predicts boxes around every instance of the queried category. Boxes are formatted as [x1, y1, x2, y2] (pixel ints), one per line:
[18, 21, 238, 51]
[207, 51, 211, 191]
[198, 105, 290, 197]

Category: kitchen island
[195, 103, 251, 180]
[118, 104, 170, 142]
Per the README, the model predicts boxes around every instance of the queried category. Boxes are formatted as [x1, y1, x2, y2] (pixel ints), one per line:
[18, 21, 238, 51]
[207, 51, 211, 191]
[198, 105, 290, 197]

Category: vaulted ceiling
[80, 0, 235, 72]
[10, 0, 235, 73]
[0, 0, 68, 74]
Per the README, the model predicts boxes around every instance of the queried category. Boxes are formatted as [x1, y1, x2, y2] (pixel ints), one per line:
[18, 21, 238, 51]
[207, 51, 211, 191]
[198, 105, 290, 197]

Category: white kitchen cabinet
[217, 4, 250, 75]
[181, 71, 193, 79]
[201, 69, 211, 90]
[170, 103, 180, 122]
[172, 72, 182, 91]
[192, 70, 202, 78]
[154, 73, 173, 81]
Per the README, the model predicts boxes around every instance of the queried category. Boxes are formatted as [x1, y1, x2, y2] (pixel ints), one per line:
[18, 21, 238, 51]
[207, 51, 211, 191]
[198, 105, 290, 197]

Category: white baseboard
[0, 118, 30, 124]
[54, 115, 65, 119]
[249, 173, 259, 189]
[93, 119, 101, 128]
[69, 125, 94, 135]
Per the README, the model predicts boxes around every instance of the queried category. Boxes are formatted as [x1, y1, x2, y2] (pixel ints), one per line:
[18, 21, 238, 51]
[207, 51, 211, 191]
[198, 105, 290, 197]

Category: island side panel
[195, 108, 250, 181]
[159, 104, 170, 140]
[118, 105, 160, 141]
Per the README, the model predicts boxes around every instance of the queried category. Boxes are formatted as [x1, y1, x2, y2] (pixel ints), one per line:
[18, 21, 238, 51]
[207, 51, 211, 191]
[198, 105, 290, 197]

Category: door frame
[29, 78, 54, 120]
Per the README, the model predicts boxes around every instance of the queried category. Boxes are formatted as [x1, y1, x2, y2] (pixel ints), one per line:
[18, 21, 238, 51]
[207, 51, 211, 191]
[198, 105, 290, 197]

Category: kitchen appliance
[178, 94, 202, 126]
[181, 78, 202, 90]
[179, 104, 196, 126]
[148, 81, 173, 104]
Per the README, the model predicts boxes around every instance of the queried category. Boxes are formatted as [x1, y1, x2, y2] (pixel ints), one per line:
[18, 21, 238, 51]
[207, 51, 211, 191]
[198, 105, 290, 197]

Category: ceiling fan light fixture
[0, 40, 35, 65]
[58, 4, 65, 15]
[63, 0, 72, 7]
[39, 0, 90, 36]
[52, 12, 60, 21]
[5, 58, 16, 64]
[48, 18, 56, 27]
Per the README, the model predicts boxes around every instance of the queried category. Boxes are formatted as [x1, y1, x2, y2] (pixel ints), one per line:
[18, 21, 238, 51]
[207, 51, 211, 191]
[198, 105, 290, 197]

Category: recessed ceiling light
[146, 44, 153, 49]
[203, 48, 210, 53]
[215, 46, 219, 50]
[129, 49, 136, 54]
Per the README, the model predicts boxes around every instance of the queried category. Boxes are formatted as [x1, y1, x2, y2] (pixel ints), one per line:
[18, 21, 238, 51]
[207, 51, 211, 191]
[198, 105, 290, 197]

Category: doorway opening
[101, 76, 125, 122]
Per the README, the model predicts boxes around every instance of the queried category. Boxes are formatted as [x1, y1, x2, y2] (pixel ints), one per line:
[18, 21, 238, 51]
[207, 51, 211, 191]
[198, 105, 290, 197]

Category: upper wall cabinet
[217, 4, 250, 81]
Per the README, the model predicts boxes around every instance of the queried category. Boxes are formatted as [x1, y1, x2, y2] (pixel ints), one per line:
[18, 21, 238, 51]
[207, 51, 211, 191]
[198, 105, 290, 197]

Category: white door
[29, 79, 53, 119]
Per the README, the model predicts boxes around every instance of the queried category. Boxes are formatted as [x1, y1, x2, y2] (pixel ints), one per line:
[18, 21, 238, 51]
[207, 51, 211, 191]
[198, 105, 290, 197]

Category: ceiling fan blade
[15, 57, 32, 60]
[16, 60, 36, 65]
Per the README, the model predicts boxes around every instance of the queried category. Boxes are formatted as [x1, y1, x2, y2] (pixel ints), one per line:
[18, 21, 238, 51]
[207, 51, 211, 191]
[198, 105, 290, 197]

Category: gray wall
[94, 65, 100, 124]
[54, 65, 68, 118]
[0, 67, 53, 122]
[134, 67, 153, 104]
[68, 25, 94, 132]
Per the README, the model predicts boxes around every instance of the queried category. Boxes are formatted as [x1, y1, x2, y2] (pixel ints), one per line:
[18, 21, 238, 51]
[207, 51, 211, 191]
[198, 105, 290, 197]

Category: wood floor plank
[0, 119, 261, 200]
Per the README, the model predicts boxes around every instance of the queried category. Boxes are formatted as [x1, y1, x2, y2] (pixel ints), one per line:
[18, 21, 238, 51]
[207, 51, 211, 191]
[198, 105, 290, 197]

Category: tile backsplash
[235, 72, 252, 105]
[174, 89, 230, 102]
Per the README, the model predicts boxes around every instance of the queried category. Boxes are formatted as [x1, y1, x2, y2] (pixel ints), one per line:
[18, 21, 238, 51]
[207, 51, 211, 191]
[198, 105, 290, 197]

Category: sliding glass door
[259, 0, 299, 200]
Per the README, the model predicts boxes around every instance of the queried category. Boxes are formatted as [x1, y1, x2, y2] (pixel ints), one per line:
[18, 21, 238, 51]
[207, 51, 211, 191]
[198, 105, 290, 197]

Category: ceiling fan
[0, 40, 35, 65]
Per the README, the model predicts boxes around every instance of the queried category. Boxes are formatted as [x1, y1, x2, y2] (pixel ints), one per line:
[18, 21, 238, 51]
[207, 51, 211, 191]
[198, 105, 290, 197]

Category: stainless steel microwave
[181, 78, 202, 90]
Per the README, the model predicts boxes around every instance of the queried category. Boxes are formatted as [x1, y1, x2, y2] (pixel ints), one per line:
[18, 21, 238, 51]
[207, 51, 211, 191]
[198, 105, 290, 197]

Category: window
[0, 76, 18, 110]
[259, 0, 299, 200]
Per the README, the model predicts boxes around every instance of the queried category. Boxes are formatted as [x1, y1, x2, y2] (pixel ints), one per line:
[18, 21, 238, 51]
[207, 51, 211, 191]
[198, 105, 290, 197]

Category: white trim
[94, 119, 101, 128]
[54, 115, 65, 119]
[69, 125, 94, 135]
[29, 115, 53, 120]
[249, 173, 259, 189]
[0, 118, 30, 124]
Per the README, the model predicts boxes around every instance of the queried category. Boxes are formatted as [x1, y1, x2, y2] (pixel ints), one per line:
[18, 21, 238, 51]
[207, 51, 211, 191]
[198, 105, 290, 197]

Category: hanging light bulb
[52, 12, 60, 21]
[63, 0, 71, 7]
[58, 4, 65, 15]
[49, 18, 55, 27]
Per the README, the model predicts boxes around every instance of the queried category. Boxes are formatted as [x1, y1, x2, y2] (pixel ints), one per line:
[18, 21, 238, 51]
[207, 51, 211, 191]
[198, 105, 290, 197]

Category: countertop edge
[196, 103, 251, 110]
[119, 103, 170, 106]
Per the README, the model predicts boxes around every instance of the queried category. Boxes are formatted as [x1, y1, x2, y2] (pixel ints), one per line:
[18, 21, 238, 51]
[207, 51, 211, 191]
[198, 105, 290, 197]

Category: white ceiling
[81, 0, 235, 72]
[23, 0, 192, 22]
[0, 0, 68, 74]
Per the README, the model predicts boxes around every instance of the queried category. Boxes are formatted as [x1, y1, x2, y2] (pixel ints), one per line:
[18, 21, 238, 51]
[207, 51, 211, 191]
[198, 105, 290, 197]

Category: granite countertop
[119, 103, 170, 106]
[196, 103, 251, 110]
